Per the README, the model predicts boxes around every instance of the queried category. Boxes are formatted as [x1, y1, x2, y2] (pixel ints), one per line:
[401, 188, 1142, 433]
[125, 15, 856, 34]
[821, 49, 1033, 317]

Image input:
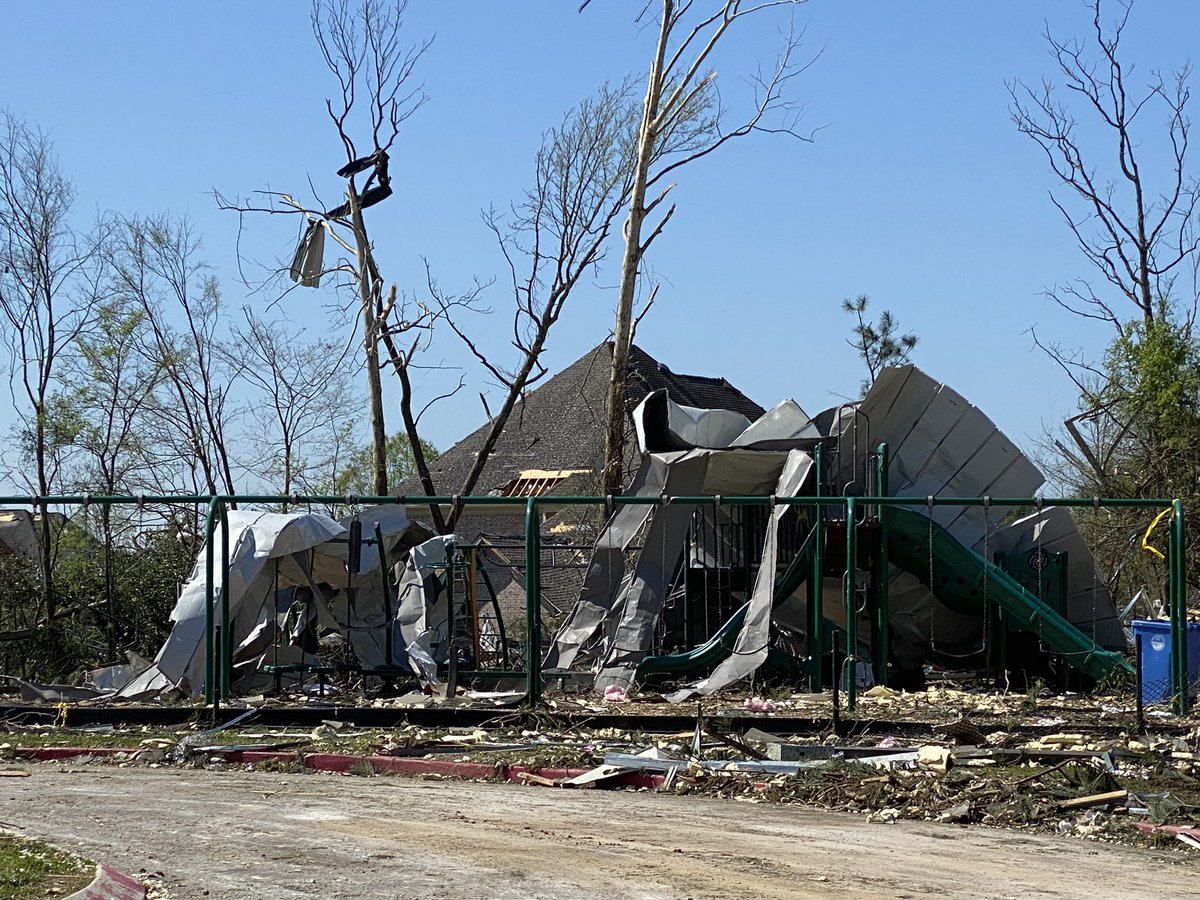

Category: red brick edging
[15, 745, 664, 790]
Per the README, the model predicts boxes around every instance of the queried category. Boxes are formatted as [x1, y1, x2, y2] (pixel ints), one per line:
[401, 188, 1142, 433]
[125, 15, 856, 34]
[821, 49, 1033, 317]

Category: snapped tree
[219, 0, 430, 497]
[598, 0, 816, 495]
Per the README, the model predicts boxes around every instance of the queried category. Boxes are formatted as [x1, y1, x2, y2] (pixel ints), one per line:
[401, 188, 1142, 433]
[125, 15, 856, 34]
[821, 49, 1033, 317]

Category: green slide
[886, 506, 1131, 682]
[636, 526, 816, 680]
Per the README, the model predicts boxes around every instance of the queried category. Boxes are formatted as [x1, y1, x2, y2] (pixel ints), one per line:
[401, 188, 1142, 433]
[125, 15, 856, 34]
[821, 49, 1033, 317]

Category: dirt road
[0, 764, 1193, 899]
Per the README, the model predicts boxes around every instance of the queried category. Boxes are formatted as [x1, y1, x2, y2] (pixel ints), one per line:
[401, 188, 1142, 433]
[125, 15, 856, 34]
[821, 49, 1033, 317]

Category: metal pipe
[446, 540, 457, 698]
[1172, 499, 1188, 714]
[845, 495, 857, 711]
[872, 443, 890, 687]
[0, 492, 1176, 510]
[808, 443, 825, 692]
[375, 524, 392, 666]
[830, 629, 841, 736]
[525, 498, 542, 705]
[219, 500, 231, 701]
[202, 497, 219, 707]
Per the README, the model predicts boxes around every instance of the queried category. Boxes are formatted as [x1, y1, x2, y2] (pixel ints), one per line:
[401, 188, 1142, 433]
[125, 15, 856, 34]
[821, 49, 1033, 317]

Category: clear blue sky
[3, 1, 1198, 473]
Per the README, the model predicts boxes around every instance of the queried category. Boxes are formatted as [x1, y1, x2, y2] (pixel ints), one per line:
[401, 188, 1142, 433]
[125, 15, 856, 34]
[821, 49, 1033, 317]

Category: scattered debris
[743, 697, 776, 712]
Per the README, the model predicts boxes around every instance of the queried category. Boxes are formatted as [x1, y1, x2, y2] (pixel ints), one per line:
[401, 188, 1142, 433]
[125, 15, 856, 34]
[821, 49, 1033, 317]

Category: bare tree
[0, 112, 107, 623]
[599, 0, 816, 495]
[1010, 0, 1200, 331]
[110, 214, 240, 501]
[400, 79, 642, 531]
[230, 309, 355, 501]
[58, 299, 166, 655]
[1012, 0, 1200, 602]
[376, 280, 477, 533]
[219, 0, 430, 496]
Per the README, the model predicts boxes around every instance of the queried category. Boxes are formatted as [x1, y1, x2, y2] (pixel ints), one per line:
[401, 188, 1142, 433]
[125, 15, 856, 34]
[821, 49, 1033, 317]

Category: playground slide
[637, 530, 815, 680]
[637, 507, 1131, 685]
[886, 506, 1132, 682]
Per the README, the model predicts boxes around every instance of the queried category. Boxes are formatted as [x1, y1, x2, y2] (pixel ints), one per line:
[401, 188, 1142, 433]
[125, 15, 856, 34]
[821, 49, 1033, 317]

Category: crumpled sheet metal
[593, 452, 709, 690]
[120, 506, 428, 698]
[667, 449, 814, 701]
[543, 456, 669, 673]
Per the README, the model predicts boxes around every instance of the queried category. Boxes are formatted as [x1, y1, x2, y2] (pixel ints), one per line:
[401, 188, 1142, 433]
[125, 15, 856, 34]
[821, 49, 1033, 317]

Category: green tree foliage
[1053, 309, 1200, 601]
[842, 294, 918, 396]
[0, 516, 195, 681]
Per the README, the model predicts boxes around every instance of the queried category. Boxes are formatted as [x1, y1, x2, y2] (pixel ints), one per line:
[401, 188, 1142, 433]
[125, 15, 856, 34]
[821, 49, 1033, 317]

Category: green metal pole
[1172, 499, 1188, 714]
[219, 500, 231, 702]
[808, 443, 825, 692]
[375, 524, 392, 666]
[845, 495, 858, 711]
[525, 498, 542, 705]
[872, 443, 890, 687]
[202, 497, 219, 707]
[446, 539, 457, 697]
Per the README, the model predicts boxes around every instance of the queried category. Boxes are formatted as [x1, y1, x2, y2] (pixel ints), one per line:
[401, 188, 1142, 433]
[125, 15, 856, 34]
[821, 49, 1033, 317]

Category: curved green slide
[886, 506, 1131, 682]
[637, 525, 815, 680]
[636, 506, 1130, 685]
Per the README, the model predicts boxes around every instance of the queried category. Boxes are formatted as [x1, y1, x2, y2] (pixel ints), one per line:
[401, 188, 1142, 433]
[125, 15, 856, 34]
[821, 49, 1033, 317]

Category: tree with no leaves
[408, 79, 643, 532]
[599, 0, 816, 495]
[1010, 0, 1199, 332]
[0, 111, 107, 625]
[219, 0, 430, 497]
[229, 309, 357, 503]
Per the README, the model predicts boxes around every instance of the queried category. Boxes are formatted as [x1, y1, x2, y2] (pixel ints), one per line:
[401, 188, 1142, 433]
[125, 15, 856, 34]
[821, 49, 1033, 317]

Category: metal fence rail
[0, 491, 1188, 713]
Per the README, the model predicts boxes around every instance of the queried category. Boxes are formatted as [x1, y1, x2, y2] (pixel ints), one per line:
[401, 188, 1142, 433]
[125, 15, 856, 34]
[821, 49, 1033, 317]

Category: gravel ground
[1, 763, 1195, 899]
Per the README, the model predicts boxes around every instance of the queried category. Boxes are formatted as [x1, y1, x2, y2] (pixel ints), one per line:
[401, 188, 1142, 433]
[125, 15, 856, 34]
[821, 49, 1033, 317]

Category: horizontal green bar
[0, 493, 1177, 510]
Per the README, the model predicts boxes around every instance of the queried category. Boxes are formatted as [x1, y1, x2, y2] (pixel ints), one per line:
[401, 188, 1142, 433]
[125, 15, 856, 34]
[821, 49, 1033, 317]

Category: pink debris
[743, 697, 776, 712]
[876, 736, 900, 748]
[603, 685, 628, 703]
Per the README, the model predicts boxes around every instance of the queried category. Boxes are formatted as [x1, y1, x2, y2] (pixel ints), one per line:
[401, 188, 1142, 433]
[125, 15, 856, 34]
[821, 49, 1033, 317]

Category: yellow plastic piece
[1141, 507, 1171, 560]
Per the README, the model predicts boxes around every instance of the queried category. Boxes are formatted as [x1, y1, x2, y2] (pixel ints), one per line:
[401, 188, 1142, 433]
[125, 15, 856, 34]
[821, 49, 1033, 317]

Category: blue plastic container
[1132, 619, 1200, 704]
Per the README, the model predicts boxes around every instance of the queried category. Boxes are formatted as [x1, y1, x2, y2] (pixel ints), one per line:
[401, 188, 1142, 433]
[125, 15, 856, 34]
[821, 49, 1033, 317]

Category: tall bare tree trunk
[348, 182, 389, 496]
[602, 0, 672, 497]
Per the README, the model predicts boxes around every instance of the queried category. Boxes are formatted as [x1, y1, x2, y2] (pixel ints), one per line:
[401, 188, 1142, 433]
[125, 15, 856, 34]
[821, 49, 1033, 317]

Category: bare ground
[0, 764, 1195, 899]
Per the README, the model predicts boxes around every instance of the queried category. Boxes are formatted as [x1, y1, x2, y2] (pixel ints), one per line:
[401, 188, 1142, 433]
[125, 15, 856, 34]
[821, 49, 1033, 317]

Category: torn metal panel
[593, 452, 711, 689]
[698, 449, 791, 496]
[543, 455, 671, 671]
[120, 506, 429, 698]
[634, 389, 752, 452]
[729, 399, 820, 448]
[666, 449, 814, 701]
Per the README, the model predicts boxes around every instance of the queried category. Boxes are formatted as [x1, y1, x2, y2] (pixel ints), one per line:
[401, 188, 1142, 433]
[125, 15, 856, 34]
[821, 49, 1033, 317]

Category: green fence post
[219, 499, 231, 702]
[525, 497, 542, 705]
[845, 495, 858, 711]
[808, 443, 825, 692]
[872, 443, 890, 687]
[203, 497, 219, 707]
[1172, 499, 1188, 714]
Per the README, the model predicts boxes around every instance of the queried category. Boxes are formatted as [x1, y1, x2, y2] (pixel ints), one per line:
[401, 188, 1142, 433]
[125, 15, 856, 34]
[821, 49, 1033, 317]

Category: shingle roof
[398, 342, 763, 497]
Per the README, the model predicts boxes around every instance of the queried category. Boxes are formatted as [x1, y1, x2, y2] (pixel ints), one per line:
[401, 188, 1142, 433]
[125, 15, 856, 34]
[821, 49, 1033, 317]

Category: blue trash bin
[1132, 619, 1200, 704]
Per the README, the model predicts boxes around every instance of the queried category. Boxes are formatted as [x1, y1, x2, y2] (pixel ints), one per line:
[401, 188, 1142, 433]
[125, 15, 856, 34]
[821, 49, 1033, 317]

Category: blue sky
[3, 1, 1198, 471]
